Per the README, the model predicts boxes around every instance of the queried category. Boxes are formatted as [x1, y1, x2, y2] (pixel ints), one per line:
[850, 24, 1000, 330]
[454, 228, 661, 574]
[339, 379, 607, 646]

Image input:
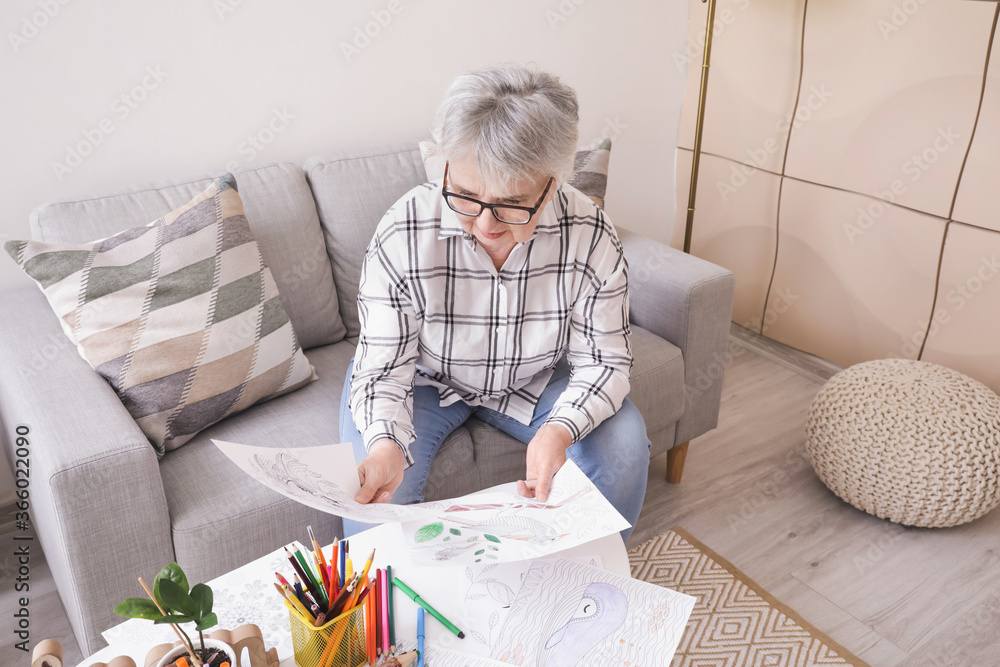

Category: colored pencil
[380, 569, 390, 656]
[308, 526, 330, 595]
[285, 546, 324, 610]
[274, 583, 311, 620]
[294, 546, 328, 609]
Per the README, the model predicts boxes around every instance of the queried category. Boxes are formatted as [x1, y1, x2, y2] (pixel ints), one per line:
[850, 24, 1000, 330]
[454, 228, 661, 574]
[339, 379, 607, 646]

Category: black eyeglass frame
[441, 162, 553, 226]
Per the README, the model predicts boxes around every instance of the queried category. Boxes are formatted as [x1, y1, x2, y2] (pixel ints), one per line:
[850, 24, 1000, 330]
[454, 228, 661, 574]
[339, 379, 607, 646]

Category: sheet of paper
[424, 646, 510, 667]
[457, 555, 604, 657]
[214, 440, 629, 566]
[488, 557, 695, 666]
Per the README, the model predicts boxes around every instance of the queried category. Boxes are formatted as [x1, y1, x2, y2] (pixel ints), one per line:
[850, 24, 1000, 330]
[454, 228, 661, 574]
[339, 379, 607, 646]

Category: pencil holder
[287, 602, 367, 667]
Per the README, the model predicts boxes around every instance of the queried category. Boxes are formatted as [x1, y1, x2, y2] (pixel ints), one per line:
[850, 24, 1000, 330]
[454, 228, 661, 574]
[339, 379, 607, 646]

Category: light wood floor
[4, 331, 1000, 666]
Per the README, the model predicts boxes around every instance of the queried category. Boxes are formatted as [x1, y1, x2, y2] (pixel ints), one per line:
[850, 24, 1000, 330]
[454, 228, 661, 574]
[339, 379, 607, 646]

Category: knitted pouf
[806, 358, 1000, 528]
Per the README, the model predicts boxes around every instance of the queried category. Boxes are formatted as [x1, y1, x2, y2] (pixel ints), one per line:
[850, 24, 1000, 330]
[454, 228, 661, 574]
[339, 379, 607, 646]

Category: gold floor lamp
[682, 0, 719, 254]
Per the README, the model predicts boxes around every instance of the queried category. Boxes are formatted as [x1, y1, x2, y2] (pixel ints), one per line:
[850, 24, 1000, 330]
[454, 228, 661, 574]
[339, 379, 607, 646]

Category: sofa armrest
[0, 287, 174, 655]
[618, 227, 735, 445]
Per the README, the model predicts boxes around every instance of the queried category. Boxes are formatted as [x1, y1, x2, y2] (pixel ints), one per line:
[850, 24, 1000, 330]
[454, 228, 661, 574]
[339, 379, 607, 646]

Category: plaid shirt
[349, 180, 632, 466]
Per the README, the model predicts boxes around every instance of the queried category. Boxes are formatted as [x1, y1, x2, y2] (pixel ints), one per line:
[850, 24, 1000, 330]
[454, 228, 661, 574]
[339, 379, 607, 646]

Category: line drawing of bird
[541, 583, 628, 666]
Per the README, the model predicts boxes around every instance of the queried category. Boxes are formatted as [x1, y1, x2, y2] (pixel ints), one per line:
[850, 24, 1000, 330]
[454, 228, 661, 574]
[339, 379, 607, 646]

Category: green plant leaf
[158, 579, 198, 617]
[475, 549, 485, 555]
[195, 612, 219, 631]
[154, 563, 189, 608]
[154, 614, 193, 624]
[113, 598, 161, 620]
[414, 522, 443, 543]
[484, 534, 500, 543]
[190, 583, 213, 618]
[449, 528, 461, 536]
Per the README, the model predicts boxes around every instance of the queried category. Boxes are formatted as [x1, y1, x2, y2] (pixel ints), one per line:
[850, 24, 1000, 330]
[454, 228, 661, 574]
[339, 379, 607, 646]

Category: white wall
[0, 0, 690, 499]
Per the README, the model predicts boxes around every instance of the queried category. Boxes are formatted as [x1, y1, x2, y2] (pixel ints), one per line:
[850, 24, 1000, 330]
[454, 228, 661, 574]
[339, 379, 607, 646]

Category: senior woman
[340, 63, 651, 541]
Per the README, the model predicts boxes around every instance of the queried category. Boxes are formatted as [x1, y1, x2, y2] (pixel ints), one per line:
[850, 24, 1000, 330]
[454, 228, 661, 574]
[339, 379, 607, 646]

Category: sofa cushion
[304, 145, 429, 339]
[628, 325, 685, 449]
[6, 174, 318, 456]
[30, 162, 344, 349]
[162, 339, 478, 581]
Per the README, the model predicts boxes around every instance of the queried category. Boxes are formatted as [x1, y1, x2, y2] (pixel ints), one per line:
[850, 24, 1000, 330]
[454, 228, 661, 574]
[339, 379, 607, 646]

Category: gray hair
[432, 63, 579, 197]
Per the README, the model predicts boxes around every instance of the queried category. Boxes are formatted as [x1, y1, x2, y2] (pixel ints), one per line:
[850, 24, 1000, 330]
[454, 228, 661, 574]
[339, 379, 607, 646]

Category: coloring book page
[425, 647, 510, 667]
[489, 558, 695, 666]
[401, 457, 629, 566]
[458, 555, 604, 657]
[214, 440, 629, 566]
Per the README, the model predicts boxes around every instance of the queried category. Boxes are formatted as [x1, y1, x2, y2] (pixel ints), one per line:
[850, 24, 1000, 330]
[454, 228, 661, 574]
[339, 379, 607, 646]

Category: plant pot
[155, 638, 237, 667]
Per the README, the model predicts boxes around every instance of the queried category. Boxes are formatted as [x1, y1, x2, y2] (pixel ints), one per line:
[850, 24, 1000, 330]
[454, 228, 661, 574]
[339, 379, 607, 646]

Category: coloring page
[215, 440, 629, 566]
[424, 646, 510, 667]
[400, 459, 629, 566]
[489, 558, 695, 666]
[458, 555, 605, 658]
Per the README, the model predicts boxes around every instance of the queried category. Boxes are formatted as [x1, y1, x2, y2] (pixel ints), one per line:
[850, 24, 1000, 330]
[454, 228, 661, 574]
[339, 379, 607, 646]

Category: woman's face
[446, 154, 555, 256]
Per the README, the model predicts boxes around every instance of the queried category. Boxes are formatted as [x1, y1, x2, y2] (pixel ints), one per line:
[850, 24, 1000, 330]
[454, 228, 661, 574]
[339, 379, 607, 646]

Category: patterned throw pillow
[419, 139, 612, 209]
[4, 174, 317, 457]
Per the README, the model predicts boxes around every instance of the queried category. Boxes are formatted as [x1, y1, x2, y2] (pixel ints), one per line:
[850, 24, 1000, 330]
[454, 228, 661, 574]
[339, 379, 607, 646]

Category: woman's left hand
[517, 423, 573, 503]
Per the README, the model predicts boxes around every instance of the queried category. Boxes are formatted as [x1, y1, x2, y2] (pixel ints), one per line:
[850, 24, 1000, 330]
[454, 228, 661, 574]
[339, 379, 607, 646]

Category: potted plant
[114, 562, 236, 667]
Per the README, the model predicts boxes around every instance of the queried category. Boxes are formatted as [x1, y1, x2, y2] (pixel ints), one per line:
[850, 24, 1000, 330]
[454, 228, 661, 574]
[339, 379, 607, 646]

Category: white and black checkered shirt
[349, 180, 632, 466]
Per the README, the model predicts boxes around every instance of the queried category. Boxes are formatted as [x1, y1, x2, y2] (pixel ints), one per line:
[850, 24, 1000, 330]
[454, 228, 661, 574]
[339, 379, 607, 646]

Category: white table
[79, 524, 629, 667]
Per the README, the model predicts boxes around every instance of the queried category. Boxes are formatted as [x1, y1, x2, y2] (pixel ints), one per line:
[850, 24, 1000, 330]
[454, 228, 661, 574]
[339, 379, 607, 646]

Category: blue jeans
[339, 359, 650, 543]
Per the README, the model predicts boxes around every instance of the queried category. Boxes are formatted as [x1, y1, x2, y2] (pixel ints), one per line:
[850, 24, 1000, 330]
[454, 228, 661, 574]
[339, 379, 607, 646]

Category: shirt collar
[436, 180, 565, 241]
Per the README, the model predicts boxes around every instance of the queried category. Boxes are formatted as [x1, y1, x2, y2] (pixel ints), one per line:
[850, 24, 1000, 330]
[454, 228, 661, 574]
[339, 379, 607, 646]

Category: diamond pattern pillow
[418, 138, 612, 209]
[4, 174, 317, 457]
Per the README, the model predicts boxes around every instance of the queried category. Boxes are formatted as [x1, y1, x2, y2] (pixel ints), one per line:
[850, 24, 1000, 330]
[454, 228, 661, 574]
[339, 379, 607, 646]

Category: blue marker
[417, 607, 425, 667]
[338, 539, 346, 589]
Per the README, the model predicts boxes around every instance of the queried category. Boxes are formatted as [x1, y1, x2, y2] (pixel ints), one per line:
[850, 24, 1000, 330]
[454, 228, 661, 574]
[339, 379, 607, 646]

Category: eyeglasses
[442, 162, 553, 225]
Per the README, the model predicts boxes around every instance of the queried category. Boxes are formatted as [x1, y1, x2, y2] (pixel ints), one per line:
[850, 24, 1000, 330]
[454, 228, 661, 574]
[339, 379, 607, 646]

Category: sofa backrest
[29, 162, 345, 349]
[304, 144, 429, 340]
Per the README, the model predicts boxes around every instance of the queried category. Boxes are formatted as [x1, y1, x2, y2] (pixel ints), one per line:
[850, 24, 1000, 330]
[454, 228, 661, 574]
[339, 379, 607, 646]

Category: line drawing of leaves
[489, 610, 499, 629]
[579, 518, 595, 538]
[466, 567, 473, 582]
[486, 580, 514, 606]
[467, 593, 487, 600]
[480, 563, 498, 575]
[470, 629, 488, 645]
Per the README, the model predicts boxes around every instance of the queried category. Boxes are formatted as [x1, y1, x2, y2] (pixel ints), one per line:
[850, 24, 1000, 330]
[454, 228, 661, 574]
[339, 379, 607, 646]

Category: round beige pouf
[806, 358, 1000, 528]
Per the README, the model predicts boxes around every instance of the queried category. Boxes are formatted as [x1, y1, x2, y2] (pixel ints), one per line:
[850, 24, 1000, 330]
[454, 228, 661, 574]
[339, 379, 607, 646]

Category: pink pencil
[380, 568, 390, 656]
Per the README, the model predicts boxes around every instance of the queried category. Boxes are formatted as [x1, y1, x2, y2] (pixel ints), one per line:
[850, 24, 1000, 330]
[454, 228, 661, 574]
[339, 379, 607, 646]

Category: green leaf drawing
[475, 549, 485, 555]
[443, 537, 451, 541]
[484, 534, 500, 543]
[449, 528, 462, 536]
[414, 522, 444, 543]
[467, 536, 479, 542]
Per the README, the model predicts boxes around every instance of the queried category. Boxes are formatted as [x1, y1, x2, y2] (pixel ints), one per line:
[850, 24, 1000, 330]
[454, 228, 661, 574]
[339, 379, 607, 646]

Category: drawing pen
[338, 539, 346, 589]
[393, 577, 465, 639]
[386, 564, 396, 652]
[417, 607, 425, 667]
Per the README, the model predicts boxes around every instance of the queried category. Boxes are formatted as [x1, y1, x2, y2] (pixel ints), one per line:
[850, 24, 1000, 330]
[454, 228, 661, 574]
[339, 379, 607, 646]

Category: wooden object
[32, 639, 66, 667]
[144, 625, 278, 667]
[666, 441, 689, 483]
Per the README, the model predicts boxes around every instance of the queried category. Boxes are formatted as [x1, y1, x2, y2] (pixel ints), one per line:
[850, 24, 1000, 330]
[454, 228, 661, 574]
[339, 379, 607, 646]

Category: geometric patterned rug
[629, 528, 870, 667]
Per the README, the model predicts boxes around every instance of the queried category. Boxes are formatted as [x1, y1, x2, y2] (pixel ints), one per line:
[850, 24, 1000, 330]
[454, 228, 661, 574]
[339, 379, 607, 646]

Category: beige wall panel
[953, 32, 1000, 232]
[764, 179, 944, 367]
[783, 0, 995, 218]
[920, 224, 1000, 392]
[674, 150, 779, 331]
[677, 0, 804, 173]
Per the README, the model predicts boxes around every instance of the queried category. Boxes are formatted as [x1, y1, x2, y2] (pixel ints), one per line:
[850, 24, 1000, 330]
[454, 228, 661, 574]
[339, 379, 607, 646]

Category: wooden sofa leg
[666, 441, 690, 484]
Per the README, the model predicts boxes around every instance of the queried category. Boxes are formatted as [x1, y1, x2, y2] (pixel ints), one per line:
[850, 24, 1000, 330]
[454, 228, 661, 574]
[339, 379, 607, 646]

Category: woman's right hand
[354, 438, 406, 504]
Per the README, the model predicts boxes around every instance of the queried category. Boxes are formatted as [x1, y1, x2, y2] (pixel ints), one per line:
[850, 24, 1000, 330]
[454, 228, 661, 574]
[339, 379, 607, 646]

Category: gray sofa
[0, 143, 734, 655]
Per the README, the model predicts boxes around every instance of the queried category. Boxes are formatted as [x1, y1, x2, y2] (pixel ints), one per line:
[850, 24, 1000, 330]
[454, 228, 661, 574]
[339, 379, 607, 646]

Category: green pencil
[392, 576, 464, 639]
[294, 546, 328, 608]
